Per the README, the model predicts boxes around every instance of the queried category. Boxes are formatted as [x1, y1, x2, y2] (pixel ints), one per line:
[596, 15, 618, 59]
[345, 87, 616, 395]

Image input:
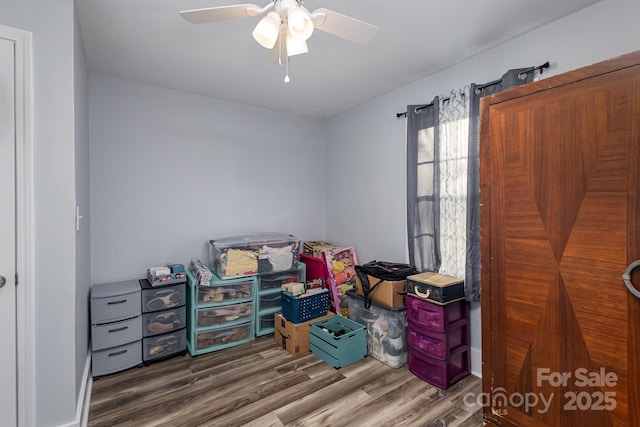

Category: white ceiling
[77, 0, 600, 119]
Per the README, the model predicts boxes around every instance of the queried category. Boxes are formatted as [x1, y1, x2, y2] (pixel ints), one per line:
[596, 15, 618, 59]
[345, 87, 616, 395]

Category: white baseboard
[470, 346, 482, 378]
[80, 370, 92, 427]
[58, 350, 92, 427]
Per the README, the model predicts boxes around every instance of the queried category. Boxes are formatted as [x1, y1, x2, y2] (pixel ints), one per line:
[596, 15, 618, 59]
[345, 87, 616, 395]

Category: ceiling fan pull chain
[284, 56, 290, 83]
[278, 27, 283, 65]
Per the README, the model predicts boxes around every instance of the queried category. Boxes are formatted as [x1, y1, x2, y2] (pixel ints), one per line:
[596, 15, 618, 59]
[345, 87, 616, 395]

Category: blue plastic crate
[281, 289, 330, 323]
[309, 315, 367, 368]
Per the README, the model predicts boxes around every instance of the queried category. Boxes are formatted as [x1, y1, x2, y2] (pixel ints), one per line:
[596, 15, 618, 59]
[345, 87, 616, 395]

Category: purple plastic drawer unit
[407, 321, 467, 361]
[408, 345, 470, 390]
[406, 294, 470, 389]
[406, 294, 468, 333]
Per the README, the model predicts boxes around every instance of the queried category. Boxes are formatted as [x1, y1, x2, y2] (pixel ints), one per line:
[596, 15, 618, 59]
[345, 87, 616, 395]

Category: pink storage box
[300, 253, 329, 283]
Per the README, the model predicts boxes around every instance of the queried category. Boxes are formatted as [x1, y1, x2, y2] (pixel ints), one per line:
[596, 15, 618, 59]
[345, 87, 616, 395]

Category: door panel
[481, 54, 640, 426]
[0, 35, 17, 426]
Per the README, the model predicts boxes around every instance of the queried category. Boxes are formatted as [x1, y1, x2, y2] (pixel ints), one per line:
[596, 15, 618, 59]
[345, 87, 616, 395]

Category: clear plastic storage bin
[194, 322, 253, 352]
[208, 232, 300, 279]
[346, 291, 407, 368]
[142, 307, 187, 337]
[196, 302, 253, 328]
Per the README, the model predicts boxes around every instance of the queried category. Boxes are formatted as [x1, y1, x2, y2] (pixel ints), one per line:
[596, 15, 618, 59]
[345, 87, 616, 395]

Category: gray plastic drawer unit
[91, 316, 142, 351]
[91, 280, 141, 324]
[142, 328, 187, 362]
[141, 282, 186, 313]
[90, 280, 142, 377]
[138, 279, 187, 364]
[92, 341, 142, 377]
[142, 306, 187, 337]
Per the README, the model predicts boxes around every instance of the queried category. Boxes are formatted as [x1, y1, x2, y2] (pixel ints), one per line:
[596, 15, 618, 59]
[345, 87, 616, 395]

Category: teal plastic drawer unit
[254, 262, 305, 337]
[186, 270, 257, 355]
[309, 316, 366, 369]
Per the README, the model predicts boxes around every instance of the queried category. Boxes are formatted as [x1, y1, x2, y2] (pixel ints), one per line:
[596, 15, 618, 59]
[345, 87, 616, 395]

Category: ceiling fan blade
[180, 4, 264, 24]
[309, 8, 377, 44]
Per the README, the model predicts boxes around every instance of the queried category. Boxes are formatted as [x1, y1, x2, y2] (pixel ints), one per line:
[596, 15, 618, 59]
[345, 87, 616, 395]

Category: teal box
[309, 316, 367, 369]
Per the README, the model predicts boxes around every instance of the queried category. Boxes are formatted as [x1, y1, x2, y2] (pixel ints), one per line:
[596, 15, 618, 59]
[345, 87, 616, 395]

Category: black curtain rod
[396, 61, 550, 118]
[396, 96, 449, 118]
[522, 61, 550, 78]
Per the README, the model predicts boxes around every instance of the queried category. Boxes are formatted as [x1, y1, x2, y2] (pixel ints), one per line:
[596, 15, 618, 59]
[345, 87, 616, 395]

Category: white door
[0, 35, 17, 426]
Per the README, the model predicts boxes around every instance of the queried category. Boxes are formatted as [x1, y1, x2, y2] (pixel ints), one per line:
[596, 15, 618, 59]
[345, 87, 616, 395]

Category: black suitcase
[406, 272, 464, 305]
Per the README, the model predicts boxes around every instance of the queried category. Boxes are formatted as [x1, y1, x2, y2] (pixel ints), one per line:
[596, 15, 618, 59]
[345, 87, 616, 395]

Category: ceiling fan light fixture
[286, 31, 308, 56]
[287, 6, 313, 40]
[252, 11, 281, 49]
[181, 1, 378, 79]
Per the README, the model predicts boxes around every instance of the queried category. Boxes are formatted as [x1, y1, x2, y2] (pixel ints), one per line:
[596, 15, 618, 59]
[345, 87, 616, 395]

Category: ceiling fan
[180, 0, 378, 79]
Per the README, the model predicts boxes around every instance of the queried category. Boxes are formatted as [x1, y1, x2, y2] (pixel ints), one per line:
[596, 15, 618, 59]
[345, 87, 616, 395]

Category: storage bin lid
[209, 232, 299, 249]
[406, 272, 463, 287]
[92, 279, 140, 298]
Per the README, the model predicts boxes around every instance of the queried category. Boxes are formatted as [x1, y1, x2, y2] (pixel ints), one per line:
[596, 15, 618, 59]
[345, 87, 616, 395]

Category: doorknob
[0, 275, 6, 288]
[623, 260, 640, 299]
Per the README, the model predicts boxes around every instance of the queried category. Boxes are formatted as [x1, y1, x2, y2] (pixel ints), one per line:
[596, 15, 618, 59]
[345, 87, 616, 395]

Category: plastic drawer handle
[108, 326, 128, 333]
[414, 286, 431, 299]
[107, 299, 127, 305]
[108, 349, 128, 357]
[623, 260, 640, 299]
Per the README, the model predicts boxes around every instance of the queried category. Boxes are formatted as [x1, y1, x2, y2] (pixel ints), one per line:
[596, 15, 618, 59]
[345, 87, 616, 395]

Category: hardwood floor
[89, 336, 483, 426]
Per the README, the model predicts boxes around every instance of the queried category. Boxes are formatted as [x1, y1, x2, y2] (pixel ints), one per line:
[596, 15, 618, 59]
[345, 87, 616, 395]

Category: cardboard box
[273, 312, 334, 356]
[303, 241, 339, 259]
[355, 274, 406, 308]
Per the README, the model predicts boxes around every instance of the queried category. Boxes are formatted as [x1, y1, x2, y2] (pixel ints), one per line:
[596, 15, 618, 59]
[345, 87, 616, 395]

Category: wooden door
[480, 51, 640, 426]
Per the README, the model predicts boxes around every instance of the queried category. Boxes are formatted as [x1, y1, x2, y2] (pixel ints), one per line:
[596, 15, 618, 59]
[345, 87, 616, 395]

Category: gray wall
[89, 75, 327, 284]
[0, 0, 79, 425]
[325, 0, 640, 376]
[74, 2, 91, 402]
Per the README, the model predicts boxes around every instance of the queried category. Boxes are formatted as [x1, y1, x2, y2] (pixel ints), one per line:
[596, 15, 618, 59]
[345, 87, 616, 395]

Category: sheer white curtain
[437, 88, 469, 279]
[407, 67, 539, 300]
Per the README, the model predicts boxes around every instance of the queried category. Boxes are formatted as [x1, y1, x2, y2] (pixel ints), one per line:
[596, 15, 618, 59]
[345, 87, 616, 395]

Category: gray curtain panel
[407, 99, 441, 273]
[465, 67, 536, 301]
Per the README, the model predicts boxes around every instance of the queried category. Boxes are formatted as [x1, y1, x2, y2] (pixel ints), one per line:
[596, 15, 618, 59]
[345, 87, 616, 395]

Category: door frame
[0, 24, 35, 427]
